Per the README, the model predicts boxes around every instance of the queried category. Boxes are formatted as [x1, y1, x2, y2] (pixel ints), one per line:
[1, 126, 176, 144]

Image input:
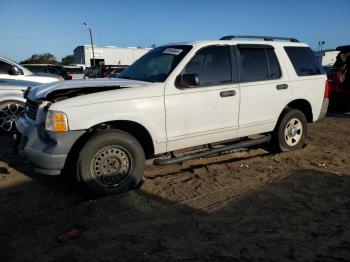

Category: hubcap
[0, 103, 25, 132]
[91, 146, 131, 187]
[284, 118, 303, 146]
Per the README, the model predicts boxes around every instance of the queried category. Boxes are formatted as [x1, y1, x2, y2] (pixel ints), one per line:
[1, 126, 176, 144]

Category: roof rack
[220, 35, 299, 43]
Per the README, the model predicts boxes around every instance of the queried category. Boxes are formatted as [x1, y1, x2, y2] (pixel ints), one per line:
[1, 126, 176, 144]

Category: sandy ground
[0, 115, 349, 261]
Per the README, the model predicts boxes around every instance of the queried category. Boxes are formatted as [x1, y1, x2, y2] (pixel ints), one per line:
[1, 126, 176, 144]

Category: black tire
[77, 130, 145, 195]
[0, 100, 26, 133]
[272, 109, 307, 152]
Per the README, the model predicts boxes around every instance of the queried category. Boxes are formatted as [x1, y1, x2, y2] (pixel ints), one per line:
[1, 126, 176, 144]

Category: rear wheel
[77, 130, 145, 195]
[273, 109, 307, 152]
[0, 101, 26, 133]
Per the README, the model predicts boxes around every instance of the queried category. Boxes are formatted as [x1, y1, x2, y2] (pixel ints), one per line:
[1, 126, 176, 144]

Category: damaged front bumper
[16, 115, 85, 175]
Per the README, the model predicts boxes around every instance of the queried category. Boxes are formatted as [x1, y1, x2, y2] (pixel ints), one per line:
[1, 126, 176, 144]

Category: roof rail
[220, 35, 299, 43]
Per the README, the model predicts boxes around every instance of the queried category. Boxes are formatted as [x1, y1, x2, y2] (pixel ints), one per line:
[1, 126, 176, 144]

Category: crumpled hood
[27, 78, 151, 101]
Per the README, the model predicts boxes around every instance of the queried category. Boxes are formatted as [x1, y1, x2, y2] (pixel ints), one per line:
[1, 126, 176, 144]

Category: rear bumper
[317, 98, 329, 120]
[16, 116, 85, 175]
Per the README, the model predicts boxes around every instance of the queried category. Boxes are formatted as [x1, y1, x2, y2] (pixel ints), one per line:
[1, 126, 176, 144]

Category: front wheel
[273, 109, 307, 152]
[0, 101, 26, 133]
[77, 130, 145, 195]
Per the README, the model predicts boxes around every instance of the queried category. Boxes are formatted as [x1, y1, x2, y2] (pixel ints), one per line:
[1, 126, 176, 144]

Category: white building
[314, 49, 340, 66]
[74, 45, 151, 67]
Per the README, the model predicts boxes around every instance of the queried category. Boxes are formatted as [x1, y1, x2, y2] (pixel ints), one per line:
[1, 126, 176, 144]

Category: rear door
[237, 45, 293, 137]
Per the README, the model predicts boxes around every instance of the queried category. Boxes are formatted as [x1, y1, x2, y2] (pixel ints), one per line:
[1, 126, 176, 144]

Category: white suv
[16, 36, 329, 195]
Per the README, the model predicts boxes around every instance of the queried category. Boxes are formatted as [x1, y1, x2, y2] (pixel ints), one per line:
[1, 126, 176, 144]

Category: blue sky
[1, 0, 349, 62]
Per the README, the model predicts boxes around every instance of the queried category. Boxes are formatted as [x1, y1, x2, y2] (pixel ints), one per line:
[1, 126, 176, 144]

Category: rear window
[284, 47, 324, 76]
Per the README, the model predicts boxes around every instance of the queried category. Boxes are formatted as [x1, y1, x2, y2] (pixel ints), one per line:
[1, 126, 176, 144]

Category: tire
[272, 109, 307, 152]
[77, 130, 145, 195]
[0, 101, 26, 133]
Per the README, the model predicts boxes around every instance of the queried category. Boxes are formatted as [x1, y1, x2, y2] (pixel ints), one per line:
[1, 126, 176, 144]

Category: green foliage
[20, 53, 58, 64]
[61, 55, 75, 65]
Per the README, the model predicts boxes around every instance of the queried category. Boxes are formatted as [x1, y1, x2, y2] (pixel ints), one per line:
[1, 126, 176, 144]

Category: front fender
[0, 92, 26, 105]
[51, 96, 167, 154]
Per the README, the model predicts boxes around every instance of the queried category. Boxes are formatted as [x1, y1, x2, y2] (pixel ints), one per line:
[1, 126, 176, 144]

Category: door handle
[276, 84, 288, 90]
[220, 90, 236, 97]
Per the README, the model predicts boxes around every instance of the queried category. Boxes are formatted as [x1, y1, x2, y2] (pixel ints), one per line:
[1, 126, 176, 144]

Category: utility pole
[318, 40, 325, 64]
[84, 22, 95, 66]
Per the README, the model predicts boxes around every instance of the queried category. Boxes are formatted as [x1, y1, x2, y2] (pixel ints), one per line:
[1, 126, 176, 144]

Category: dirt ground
[0, 115, 349, 262]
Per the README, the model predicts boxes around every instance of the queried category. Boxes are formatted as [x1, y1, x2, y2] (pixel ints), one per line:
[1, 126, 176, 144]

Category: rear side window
[238, 47, 281, 82]
[266, 49, 281, 79]
[284, 47, 324, 76]
[48, 67, 60, 74]
[64, 67, 83, 74]
[239, 48, 269, 81]
[183, 45, 232, 86]
[28, 67, 48, 73]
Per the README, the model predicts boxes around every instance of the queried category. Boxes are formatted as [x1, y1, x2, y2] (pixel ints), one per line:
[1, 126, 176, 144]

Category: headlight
[45, 111, 69, 132]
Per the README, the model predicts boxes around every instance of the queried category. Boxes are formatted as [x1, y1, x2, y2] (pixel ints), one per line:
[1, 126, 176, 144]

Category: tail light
[327, 70, 342, 90]
[66, 73, 72, 80]
[324, 80, 329, 98]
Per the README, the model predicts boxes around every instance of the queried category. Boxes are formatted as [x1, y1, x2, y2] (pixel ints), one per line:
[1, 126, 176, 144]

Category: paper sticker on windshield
[163, 48, 183, 55]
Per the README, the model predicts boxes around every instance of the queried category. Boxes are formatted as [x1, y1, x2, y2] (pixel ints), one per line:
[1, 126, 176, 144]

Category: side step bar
[154, 134, 271, 166]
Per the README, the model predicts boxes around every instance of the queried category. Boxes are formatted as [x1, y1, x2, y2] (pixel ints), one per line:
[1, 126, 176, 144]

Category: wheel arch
[0, 98, 26, 106]
[66, 120, 155, 171]
[273, 99, 313, 133]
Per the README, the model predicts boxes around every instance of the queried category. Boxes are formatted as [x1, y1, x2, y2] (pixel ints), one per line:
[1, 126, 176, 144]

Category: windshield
[118, 45, 192, 82]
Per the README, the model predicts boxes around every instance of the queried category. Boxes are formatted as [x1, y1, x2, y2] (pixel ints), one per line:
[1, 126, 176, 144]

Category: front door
[165, 45, 240, 151]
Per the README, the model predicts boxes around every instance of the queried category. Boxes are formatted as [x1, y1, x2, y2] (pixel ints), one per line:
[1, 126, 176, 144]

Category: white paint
[30, 39, 326, 155]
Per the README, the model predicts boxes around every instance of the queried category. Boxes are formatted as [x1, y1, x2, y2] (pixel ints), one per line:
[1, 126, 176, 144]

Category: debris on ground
[57, 225, 88, 243]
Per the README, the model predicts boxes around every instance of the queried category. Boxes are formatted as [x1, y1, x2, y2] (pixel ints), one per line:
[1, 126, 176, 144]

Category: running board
[154, 134, 271, 166]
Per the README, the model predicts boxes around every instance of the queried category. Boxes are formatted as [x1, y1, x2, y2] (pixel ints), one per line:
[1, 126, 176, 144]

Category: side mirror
[175, 73, 200, 88]
[8, 66, 22, 75]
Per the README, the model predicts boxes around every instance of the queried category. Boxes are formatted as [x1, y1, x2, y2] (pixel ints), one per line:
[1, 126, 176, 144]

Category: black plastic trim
[220, 35, 299, 42]
[154, 134, 271, 165]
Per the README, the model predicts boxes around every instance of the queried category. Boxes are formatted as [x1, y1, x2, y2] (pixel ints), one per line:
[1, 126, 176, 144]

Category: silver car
[0, 79, 39, 132]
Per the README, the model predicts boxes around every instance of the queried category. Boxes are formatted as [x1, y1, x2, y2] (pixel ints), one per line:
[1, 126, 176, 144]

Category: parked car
[17, 35, 328, 195]
[0, 79, 39, 132]
[327, 45, 350, 112]
[63, 66, 85, 80]
[107, 66, 128, 78]
[22, 64, 84, 80]
[85, 65, 128, 78]
[0, 57, 63, 83]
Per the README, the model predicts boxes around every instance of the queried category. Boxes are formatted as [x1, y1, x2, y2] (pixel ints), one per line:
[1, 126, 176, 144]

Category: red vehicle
[327, 45, 350, 112]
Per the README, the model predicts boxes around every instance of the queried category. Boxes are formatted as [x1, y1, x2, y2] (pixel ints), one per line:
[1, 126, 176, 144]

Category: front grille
[26, 100, 40, 120]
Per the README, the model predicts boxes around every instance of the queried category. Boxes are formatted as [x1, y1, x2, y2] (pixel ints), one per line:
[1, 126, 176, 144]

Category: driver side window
[183, 45, 232, 86]
[0, 61, 12, 74]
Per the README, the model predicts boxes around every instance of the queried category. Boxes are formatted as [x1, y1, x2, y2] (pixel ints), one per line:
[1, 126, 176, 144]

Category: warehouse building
[314, 49, 340, 66]
[74, 45, 151, 67]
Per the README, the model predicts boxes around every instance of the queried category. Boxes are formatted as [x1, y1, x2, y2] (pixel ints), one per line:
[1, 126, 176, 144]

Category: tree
[61, 55, 75, 65]
[20, 53, 58, 64]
